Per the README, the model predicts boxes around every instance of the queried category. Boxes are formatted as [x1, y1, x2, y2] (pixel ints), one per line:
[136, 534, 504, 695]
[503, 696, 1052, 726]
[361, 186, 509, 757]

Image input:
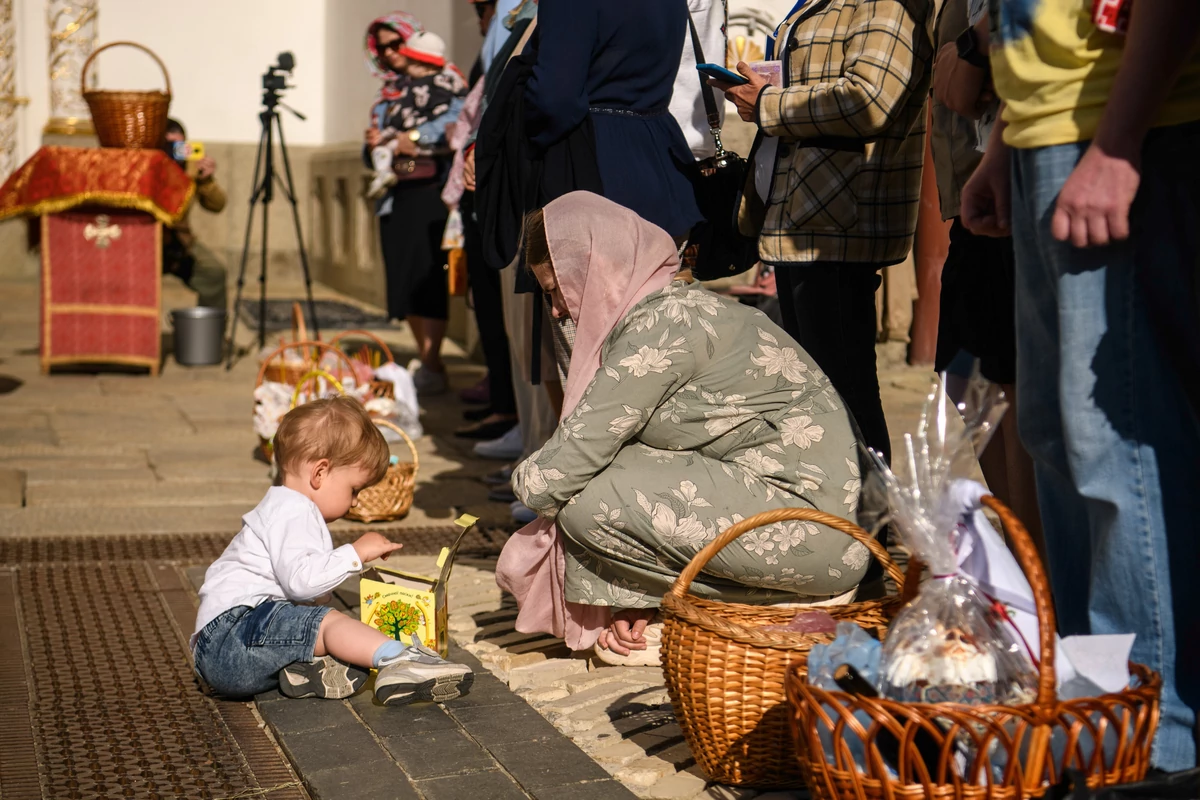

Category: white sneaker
[473, 425, 523, 461]
[593, 621, 663, 667]
[510, 500, 538, 525]
[373, 635, 474, 706]
[366, 171, 397, 200]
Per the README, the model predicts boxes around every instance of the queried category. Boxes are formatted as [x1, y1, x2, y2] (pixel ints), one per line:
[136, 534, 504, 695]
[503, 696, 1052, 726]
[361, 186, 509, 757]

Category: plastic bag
[760, 609, 838, 635]
[373, 362, 423, 440]
[870, 375, 1038, 706]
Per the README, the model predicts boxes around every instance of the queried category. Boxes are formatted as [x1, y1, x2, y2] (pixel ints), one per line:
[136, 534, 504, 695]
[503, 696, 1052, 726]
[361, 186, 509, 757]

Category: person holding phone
[708, 0, 934, 476]
[162, 118, 227, 310]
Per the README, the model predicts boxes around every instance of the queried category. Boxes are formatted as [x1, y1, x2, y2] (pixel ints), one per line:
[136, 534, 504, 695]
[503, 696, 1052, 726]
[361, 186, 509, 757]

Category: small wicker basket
[787, 496, 1161, 800]
[660, 508, 915, 788]
[346, 419, 419, 523]
[328, 329, 397, 401]
[82, 42, 172, 149]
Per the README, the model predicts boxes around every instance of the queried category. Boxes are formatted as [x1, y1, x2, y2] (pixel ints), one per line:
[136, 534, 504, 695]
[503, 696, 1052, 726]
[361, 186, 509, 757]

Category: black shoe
[462, 406, 495, 422]
[481, 466, 514, 487]
[455, 418, 517, 440]
[488, 486, 517, 504]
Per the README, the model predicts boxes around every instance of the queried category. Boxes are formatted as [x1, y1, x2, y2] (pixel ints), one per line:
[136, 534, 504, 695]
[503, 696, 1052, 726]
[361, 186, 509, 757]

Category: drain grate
[0, 526, 514, 566]
[3, 562, 304, 800]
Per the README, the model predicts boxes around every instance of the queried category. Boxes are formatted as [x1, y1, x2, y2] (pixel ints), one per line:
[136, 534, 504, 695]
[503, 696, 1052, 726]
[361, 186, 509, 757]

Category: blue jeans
[1010, 122, 1200, 771]
[193, 602, 331, 698]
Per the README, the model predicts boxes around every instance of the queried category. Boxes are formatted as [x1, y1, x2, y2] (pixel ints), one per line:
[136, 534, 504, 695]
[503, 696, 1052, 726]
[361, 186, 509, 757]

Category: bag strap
[686, 11, 728, 160]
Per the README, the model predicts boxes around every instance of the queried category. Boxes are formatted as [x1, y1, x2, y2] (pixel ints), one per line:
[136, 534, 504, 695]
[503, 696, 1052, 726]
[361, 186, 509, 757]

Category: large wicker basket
[255, 343, 356, 461]
[82, 42, 172, 149]
[787, 496, 1161, 800]
[346, 419, 419, 523]
[660, 508, 915, 788]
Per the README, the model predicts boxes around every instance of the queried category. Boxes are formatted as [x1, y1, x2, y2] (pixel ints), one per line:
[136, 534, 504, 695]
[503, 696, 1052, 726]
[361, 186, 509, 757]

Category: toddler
[192, 396, 473, 705]
[367, 31, 464, 199]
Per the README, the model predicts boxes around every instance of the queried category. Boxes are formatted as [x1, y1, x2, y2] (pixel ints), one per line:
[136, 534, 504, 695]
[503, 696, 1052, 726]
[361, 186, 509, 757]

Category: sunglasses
[377, 38, 403, 53]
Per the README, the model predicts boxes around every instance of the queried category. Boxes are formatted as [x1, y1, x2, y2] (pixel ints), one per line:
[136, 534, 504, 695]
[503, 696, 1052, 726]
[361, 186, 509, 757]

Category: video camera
[262, 52, 295, 96]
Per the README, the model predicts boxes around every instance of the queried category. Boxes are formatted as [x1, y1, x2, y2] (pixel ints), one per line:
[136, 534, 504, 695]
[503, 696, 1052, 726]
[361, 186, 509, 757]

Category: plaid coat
[737, 0, 935, 266]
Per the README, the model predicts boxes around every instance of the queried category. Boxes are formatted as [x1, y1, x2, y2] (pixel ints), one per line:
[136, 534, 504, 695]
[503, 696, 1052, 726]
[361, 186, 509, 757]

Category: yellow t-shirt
[989, 0, 1200, 148]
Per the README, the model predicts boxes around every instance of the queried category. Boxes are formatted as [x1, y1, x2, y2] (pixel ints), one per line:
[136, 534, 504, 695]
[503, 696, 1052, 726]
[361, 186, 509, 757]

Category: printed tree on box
[373, 597, 422, 639]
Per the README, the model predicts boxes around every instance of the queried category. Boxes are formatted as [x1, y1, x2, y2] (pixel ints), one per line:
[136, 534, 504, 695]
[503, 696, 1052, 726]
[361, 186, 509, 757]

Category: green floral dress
[513, 280, 870, 608]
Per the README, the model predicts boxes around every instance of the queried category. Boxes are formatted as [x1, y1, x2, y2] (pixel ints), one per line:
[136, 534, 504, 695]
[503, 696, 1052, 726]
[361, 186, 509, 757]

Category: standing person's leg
[462, 192, 518, 423]
[775, 265, 890, 464]
[499, 264, 557, 459]
[1012, 138, 1199, 771]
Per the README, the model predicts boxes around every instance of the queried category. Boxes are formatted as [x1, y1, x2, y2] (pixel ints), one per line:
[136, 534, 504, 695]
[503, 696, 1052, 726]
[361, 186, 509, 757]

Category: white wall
[95, 0, 328, 145]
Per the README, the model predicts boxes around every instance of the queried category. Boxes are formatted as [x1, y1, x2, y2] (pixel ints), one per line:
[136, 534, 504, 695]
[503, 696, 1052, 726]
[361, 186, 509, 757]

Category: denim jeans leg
[1011, 137, 1200, 771]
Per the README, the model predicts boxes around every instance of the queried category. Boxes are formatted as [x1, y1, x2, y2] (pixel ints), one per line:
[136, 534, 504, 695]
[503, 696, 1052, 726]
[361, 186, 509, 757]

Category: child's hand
[352, 532, 403, 564]
[365, 126, 382, 148]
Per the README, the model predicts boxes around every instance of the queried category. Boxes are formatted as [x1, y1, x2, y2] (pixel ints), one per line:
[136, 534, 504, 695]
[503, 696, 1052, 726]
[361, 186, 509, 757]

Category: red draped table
[0, 146, 195, 375]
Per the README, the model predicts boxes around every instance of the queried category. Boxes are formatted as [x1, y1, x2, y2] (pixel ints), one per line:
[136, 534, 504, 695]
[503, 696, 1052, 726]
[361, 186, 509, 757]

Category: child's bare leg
[314, 610, 391, 669]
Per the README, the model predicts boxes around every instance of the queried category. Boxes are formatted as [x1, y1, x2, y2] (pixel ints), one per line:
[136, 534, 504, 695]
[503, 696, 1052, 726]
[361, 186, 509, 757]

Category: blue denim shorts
[193, 601, 331, 698]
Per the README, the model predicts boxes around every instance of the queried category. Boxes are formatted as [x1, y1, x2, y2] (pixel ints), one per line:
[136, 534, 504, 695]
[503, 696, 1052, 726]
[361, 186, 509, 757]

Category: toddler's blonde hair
[274, 397, 390, 486]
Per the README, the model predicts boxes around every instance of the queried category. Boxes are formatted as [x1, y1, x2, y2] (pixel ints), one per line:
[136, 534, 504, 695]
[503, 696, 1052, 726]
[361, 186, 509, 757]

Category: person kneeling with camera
[162, 118, 228, 310]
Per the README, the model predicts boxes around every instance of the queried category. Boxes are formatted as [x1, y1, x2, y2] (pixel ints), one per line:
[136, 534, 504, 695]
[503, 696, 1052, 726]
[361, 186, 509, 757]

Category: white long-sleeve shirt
[670, 0, 728, 160]
[192, 486, 363, 645]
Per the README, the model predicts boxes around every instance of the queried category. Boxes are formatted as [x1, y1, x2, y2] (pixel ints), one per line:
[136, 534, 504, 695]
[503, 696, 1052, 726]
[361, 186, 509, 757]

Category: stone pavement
[0, 273, 942, 799]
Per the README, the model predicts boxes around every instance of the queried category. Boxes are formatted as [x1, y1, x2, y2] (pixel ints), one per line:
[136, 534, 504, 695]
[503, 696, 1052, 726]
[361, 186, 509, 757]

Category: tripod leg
[274, 115, 321, 341]
[226, 127, 269, 369]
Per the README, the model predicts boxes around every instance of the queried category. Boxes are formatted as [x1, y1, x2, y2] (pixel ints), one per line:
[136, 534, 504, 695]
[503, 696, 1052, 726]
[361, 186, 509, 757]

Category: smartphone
[696, 63, 749, 86]
[172, 141, 206, 162]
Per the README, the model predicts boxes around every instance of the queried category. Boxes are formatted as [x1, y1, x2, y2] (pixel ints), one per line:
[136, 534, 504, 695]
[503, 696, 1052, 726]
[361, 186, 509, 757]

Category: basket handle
[291, 302, 309, 344]
[255, 340, 357, 388]
[290, 369, 345, 409]
[667, 507, 907, 602]
[81, 41, 173, 99]
[372, 418, 420, 476]
[981, 495, 1058, 709]
[328, 329, 395, 365]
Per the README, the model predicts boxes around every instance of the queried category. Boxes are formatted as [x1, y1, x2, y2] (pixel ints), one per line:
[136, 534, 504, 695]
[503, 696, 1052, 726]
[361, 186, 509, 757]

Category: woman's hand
[463, 148, 476, 192]
[711, 62, 769, 123]
[365, 126, 382, 148]
[394, 136, 419, 157]
[596, 609, 656, 656]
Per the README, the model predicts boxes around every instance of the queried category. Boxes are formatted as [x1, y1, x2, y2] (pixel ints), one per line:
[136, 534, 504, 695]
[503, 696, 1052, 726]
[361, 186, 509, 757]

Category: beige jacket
[738, 0, 935, 266]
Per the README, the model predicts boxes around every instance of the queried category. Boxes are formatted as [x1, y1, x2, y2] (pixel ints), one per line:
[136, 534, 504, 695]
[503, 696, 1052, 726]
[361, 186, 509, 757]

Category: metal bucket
[170, 307, 226, 366]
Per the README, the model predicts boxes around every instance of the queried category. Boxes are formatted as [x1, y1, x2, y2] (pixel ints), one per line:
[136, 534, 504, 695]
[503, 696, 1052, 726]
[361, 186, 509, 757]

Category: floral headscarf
[364, 12, 425, 87]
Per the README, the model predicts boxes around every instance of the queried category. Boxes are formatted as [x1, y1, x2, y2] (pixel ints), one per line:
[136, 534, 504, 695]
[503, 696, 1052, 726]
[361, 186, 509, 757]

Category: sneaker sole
[376, 671, 474, 706]
[279, 657, 367, 700]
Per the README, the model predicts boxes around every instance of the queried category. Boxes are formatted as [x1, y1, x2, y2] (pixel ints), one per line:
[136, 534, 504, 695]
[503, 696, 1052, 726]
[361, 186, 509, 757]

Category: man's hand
[352, 532, 403, 564]
[195, 157, 216, 181]
[932, 42, 991, 119]
[1050, 142, 1141, 248]
[961, 139, 1012, 237]
[713, 62, 769, 123]
[463, 148, 476, 192]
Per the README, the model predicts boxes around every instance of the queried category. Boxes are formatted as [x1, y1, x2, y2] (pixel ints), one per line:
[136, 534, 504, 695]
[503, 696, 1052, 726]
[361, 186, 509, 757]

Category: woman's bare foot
[596, 608, 657, 656]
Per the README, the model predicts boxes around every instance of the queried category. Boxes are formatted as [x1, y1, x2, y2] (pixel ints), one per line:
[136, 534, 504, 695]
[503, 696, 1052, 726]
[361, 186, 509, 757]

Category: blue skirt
[590, 107, 703, 239]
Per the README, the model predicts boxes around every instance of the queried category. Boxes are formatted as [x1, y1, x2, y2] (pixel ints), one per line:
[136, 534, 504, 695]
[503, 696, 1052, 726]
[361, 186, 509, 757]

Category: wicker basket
[345, 419, 419, 523]
[661, 508, 914, 788]
[255, 344, 356, 461]
[82, 42, 172, 149]
[787, 495, 1162, 800]
[328, 329, 397, 401]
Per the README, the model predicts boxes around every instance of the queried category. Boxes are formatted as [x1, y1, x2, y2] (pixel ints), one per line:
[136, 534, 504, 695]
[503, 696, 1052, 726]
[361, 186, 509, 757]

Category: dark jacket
[524, 0, 701, 238]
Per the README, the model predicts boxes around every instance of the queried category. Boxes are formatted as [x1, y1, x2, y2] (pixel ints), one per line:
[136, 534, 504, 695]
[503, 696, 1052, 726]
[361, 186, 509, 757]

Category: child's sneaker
[374, 636, 474, 706]
[278, 655, 369, 699]
[366, 171, 397, 200]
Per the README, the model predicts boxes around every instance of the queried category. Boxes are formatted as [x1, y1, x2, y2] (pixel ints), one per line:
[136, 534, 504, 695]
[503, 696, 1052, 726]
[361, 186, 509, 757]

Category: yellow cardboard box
[358, 514, 477, 658]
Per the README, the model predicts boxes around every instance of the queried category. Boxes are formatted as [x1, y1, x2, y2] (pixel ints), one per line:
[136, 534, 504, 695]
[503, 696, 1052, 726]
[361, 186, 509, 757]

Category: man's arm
[1052, 0, 1200, 247]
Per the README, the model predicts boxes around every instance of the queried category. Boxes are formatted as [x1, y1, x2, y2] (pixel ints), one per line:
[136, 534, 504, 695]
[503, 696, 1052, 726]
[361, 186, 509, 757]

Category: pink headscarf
[495, 192, 681, 651]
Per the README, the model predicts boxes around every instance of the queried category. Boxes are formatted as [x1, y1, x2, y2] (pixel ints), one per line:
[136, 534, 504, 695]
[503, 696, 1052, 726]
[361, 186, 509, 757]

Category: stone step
[26, 480, 268, 508]
[0, 504, 250, 537]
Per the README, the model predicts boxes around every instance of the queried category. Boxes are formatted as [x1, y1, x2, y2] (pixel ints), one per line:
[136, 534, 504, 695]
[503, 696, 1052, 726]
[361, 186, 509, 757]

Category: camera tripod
[226, 64, 319, 368]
